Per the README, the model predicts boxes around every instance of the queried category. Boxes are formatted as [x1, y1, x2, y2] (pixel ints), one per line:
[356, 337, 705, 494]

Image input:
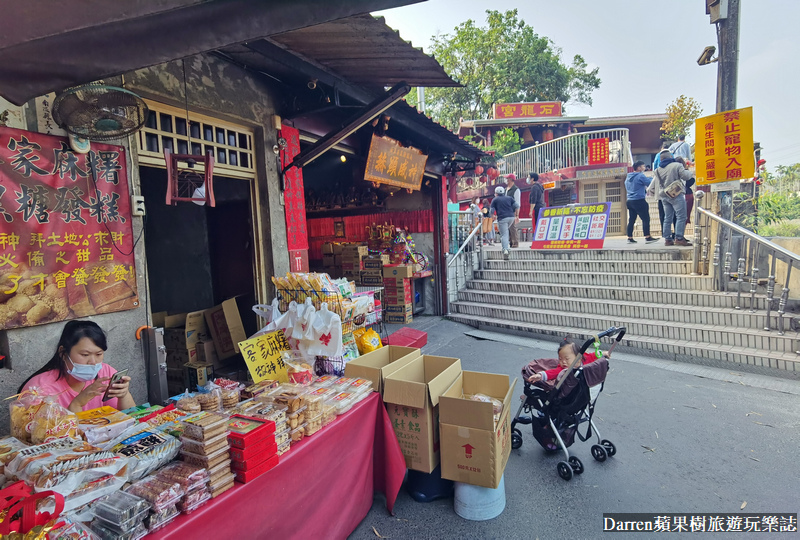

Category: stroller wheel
[601, 439, 617, 457]
[511, 428, 523, 449]
[591, 444, 608, 462]
[556, 461, 573, 481]
[568, 456, 584, 475]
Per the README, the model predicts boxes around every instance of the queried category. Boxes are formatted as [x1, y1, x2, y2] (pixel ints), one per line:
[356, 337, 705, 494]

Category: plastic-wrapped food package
[304, 413, 323, 436]
[125, 476, 184, 512]
[303, 387, 334, 416]
[180, 433, 229, 456]
[467, 393, 504, 425]
[286, 406, 306, 430]
[345, 378, 374, 396]
[289, 424, 306, 446]
[177, 487, 211, 514]
[144, 504, 180, 532]
[180, 444, 230, 469]
[76, 406, 136, 445]
[310, 375, 340, 389]
[155, 461, 209, 492]
[28, 397, 80, 444]
[9, 389, 45, 443]
[276, 440, 291, 456]
[0, 436, 28, 480]
[180, 412, 228, 441]
[220, 388, 240, 409]
[92, 490, 149, 529]
[90, 520, 147, 540]
[274, 426, 290, 447]
[175, 397, 201, 414]
[51, 520, 102, 540]
[65, 473, 128, 512]
[207, 460, 232, 485]
[111, 428, 181, 481]
[326, 392, 358, 416]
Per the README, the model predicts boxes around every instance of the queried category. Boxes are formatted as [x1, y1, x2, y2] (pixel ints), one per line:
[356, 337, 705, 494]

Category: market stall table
[149, 392, 405, 540]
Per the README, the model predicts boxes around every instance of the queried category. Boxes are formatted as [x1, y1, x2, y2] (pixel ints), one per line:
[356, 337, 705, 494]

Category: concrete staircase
[448, 248, 800, 375]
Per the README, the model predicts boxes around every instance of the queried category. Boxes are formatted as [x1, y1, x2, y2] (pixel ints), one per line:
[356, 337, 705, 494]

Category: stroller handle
[578, 326, 627, 354]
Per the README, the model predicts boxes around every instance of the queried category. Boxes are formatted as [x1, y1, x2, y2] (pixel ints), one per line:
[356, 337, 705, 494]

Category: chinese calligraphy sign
[279, 125, 309, 252]
[587, 138, 610, 165]
[364, 135, 427, 191]
[492, 102, 562, 119]
[531, 203, 610, 250]
[694, 107, 754, 185]
[237, 329, 291, 383]
[0, 127, 137, 330]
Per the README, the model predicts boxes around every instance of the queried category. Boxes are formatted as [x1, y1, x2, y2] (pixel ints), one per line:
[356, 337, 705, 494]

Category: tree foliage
[733, 163, 800, 235]
[418, 10, 601, 131]
[660, 95, 703, 141]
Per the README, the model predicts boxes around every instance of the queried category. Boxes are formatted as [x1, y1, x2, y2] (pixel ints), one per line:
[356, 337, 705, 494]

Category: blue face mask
[68, 357, 103, 381]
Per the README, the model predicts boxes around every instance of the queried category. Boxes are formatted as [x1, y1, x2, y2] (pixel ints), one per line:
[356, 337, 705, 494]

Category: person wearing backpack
[669, 134, 692, 161]
[648, 150, 695, 246]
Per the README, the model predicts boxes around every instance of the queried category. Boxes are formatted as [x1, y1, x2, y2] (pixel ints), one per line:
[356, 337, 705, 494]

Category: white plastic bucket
[453, 475, 506, 521]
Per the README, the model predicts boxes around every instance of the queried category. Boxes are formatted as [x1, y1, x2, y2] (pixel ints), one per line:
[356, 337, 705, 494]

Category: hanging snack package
[282, 352, 314, 385]
[355, 328, 383, 355]
[111, 428, 181, 481]
[0, 436, 29, 481]
[28, 397, 80, 445]
[9, 389, 46, 443]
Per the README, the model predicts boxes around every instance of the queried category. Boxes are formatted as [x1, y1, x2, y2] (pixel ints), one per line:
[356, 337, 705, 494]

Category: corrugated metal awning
[0, 0, 424, 105]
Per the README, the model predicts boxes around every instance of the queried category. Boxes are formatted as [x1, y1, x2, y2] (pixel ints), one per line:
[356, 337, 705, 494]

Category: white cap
[494, 186, 505, 195]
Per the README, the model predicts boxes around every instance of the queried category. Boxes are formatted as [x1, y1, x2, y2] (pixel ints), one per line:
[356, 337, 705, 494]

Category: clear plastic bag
[9, 388, 45, 444]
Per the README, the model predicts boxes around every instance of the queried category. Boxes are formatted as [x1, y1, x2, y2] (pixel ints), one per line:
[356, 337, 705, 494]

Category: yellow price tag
[237, 330, 291, 383]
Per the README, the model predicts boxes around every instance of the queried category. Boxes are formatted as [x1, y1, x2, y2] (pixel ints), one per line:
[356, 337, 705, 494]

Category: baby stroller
[510, 326, 626, 481]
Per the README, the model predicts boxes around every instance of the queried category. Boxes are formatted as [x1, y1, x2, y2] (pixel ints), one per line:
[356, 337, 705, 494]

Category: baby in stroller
[510, 327, 625, 481]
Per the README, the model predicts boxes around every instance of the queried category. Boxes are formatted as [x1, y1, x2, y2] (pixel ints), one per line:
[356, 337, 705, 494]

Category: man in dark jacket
[528, 173, 545, 223]
[490, 185, 519, 260]
[649, 150, 695, 246]
[625, 161, 658, 243]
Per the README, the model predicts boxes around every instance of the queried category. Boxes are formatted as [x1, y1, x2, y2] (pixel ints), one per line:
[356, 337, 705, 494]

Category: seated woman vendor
[20, 320, 135, 413]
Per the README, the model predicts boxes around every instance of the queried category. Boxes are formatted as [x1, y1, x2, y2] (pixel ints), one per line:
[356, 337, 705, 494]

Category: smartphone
[102, 369, 129, 401]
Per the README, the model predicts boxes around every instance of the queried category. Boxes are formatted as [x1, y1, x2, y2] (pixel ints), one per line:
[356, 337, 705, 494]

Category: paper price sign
[531, 203, 610, 250]
[238, 329, 291, 383]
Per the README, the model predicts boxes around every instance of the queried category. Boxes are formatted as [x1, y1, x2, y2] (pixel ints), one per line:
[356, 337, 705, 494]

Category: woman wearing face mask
[19, 320, 135, 413]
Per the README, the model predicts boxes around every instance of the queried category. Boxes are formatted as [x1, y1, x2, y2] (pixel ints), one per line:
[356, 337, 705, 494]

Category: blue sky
[377, 0, 800, 169]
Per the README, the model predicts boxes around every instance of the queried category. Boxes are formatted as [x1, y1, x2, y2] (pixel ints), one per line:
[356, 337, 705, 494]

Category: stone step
[483, 248, 693, 262]
[456, 289, 774, 330]
[446, 312, 800, 374]
[482, 259, 693, 274]
[450, 301, 799, 353]
[466, 279, 769, 311]
[474, 269, 713, 290]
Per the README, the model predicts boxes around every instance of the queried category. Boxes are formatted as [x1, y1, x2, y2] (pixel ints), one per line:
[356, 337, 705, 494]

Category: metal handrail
[448, 221, 483, 266]
[691, 190, 799, 336]
[500, 128, 631, 179]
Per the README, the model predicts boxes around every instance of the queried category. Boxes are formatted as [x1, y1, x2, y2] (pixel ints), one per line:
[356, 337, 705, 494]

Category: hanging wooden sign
[364, 135, 427, 191]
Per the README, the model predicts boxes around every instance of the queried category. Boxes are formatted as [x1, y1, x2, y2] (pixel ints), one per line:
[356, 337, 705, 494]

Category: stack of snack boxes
[382, 264, 414, 324]
[178, 412, 235, 498]
[361, 254, 389, 286]
[227, 414, 279, 483]
[341, 244, 368, 282]
[322, 243, 337, 275]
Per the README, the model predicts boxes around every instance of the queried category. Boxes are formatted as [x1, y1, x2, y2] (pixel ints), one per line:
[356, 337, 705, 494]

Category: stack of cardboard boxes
[321, 243, 338, 276]
[382, 264, 414, 324]
[345, 345, 515, 490]
[156, 297, 249, 395]
[361, 254, 389, 286]
[341, 244, 367, 283]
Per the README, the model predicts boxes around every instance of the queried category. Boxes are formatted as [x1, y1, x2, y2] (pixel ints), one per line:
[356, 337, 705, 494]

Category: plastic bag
[110, 427, 181, 481]
[9, 389, 45, 444]
[281, 352, 314, 385]
[355, 328, 383, 355]
[306, 303, 343, 357]
[28, 398, 80, 445]
[252, 298, 282, 337]
[467, 393, 503, 425]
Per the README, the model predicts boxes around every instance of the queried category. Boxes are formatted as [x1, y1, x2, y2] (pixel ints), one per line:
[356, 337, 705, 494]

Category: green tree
[418, 10, 601, 131]
[660, 95, 703, 141]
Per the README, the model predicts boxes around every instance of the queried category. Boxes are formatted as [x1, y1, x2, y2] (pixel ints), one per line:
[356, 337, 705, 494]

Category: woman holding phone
[19, 320, 135, 412]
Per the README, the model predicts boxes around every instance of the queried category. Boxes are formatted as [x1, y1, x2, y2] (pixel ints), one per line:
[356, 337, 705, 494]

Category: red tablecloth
[149, 393, 405, 540]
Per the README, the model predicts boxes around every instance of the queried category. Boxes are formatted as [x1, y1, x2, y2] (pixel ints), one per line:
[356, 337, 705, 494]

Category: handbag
[665, 180, 685, 198]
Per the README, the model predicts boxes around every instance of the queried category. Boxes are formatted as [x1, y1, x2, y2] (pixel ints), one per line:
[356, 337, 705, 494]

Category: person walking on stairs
[624, 161, 659, 243]
[505, 174, 521, 248]
[490, 185, 519, 260]
[648, 150, 694, 246]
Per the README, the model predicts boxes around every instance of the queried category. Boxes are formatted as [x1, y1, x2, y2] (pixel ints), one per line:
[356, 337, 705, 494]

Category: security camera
[697, 46, 718, 66]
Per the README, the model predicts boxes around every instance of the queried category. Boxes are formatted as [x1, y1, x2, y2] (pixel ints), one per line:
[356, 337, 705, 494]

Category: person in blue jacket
[625, 161, 658, 243]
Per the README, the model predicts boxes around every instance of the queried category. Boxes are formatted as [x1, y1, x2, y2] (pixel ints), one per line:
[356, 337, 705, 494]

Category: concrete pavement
[350, 317, 800, 539]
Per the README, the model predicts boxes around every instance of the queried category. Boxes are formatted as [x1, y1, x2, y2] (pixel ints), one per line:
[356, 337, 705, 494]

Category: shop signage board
[364, 135, 427, 191]
[492, 101, 562, 119]
[694, 107, 754, 185]
[587, 138, 609, 165]
[532, 202, 610, 250]
[0, 127, 137, 330]
[238, 329, 291, 383]
[575, 165, 627, 179]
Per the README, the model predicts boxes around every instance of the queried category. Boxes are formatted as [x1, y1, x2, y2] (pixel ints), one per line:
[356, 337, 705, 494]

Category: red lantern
[456, 170, 466, 177]
[466, 177, 474, 186]
[487, 167, 498, 179]
[475, 164, 484, 176]
[480, 174, 488, 183]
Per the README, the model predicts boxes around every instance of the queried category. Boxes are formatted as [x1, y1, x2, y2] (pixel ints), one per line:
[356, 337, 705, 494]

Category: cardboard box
[333, 244, 344, 255]
[363, 255, 389, 269]
[163, 311, 209, 350]
[205, 297, 248, 360]
[360, 274, 383, 286]
[322, 243, 335, 255]
[195, 340, 221, 369]
[185, 362, 214, 390]
[344, 345, 420, 395]
[439, 371, 516, 489]
[166, 347, 197, 368]
[323, 254, 335, 265]
[341, 261, 363, 271]
[383, 264, 414, 278]
[341, 245, 368, 257]
[385, 292, 413, 305]
[386, 313, 413, 324]
[334, 254, 343, 265]
[383, 355, 462, 472]
[385, 303, 413, 314]
[152, 311, 168, 328]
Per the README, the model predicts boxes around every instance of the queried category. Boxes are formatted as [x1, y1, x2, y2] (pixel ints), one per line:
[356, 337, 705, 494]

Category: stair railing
[446, 210, 483, 310]
[501, 128, 632, 178]
[692, 190, 800, 335]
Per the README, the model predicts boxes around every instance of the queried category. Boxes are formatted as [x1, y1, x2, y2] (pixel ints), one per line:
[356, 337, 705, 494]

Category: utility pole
[712, 0, 740, 287]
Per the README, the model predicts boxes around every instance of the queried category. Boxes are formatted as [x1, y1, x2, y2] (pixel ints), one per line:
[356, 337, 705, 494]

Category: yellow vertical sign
[694, 107, 754, 185]
[238, 329, 291, 383]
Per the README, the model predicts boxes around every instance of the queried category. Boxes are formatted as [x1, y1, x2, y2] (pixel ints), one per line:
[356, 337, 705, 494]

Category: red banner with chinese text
[492, 102, 562, 119]
[587, 138, 609, 165]
[279, 125, 309, 252]
[0, 127, 137, 330]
